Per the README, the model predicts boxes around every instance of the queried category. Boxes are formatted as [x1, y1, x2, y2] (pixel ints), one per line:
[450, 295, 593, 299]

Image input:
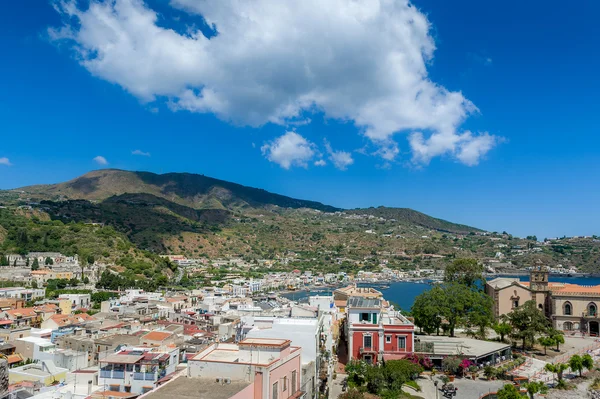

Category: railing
[133, 372, 145, 380]
[582, 311, 598, 318]
[359, 346, 374, 354]
[112, 371, 125, 379]
[414, 341, 435, 353]
[145, 373, 156, 381]
[100, 370, 112, 378]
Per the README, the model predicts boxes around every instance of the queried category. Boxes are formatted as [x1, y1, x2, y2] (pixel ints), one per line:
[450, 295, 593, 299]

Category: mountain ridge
[18, 169, 482, 234]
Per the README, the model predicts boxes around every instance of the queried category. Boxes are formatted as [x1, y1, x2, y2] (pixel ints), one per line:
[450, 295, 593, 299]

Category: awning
[156, 371, 178, 384]
[7, 354, 23, 364]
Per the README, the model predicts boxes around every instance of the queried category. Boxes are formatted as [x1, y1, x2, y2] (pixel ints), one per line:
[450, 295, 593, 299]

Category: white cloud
[132, 149, 151, 156]
[50, 0, 499, 166]
[0, 157, 12, 166]
[456, 133, 499, 166]
[324, 141, 354, 171]
[93, 155, 108, 165]
[314, 159, 326, 167]
[409, 130, 498, 166]
[261, 131, 315, 169]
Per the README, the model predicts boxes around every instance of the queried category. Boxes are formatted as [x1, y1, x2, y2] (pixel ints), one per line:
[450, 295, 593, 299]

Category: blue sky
[1, 0, 599, 239]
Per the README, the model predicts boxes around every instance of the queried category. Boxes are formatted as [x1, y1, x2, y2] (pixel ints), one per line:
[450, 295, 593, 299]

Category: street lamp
[434, 379, 439, 399]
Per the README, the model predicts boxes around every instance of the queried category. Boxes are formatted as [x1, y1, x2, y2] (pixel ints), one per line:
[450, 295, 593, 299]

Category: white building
[58, 294, 91, 310]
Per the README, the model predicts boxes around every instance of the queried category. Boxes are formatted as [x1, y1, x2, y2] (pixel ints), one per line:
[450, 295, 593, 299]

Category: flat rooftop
[239, 338, 290, 347]
[142, 376, 250, 399]
[348, 296, 381, 308]
[416, 336, 511, 359]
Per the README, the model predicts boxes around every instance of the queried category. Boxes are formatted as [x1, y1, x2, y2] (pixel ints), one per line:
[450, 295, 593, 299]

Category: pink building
[149, 338, 305, 399]
[345, 296, 415, 364]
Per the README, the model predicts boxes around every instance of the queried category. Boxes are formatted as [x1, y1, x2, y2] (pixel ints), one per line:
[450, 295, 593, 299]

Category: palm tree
[523, 381, 548, 399]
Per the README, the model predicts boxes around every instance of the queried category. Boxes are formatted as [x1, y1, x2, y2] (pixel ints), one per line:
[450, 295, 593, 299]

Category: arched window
[538, 304, 543, 310]
[564, 321, 573, 331]
[589, 303, 597, 317]
[564, 302, 572, 316]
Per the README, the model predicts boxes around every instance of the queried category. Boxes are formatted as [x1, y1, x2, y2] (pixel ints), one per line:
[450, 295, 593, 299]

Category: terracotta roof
[5, 308, 37, 318]
[142, 331, 173, 342]
[7, 354, 23, 364]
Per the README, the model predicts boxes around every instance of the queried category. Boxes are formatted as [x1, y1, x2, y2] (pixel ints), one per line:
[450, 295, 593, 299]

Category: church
[485, 263, 600, 335]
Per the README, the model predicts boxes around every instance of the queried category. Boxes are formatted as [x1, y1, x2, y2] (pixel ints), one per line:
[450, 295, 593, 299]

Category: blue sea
[282, 275, 600, 312]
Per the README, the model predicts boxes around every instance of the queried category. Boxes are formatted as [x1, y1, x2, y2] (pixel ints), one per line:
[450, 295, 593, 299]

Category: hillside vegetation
[6, 169, 598, 274]
[0, 207, 176, 284]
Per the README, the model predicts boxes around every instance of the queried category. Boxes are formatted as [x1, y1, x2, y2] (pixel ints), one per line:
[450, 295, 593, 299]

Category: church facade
[486, 264, 600, 335]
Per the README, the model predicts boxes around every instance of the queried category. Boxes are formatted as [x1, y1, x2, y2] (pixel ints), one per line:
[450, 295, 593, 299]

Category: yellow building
[9, 362, 68, 386]
[486, 265, 600, 335]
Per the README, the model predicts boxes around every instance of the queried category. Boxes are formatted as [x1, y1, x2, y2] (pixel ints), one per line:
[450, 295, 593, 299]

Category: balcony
[133, 372, 157, 381]
[582, 311, 598, 318]
[359, 346, 375, 354]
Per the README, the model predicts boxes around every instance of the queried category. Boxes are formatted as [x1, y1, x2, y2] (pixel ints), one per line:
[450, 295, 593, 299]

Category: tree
[507, 300, 550, 349]
[412, 285, 444, 335]
[537, 336, 556, 355]
[83, 276, 90, 284]
[467, 290, 495, 339]
[442, 356, 461, 375]
[497, 383, 522, 399]
[345, 360, 368, 387]
[569, 354, 584, 377]
[45, 257, 53, 265]
[0, 256, 8, 266]
[582, 353, 594, 374]
[31, 258, 39, 271]
[31, 280, 38, 289]
[548, 329, 565, 351]
[444, 258, 484, 288]
[545, 362, 569, 386]
[523, 381, 548, 399]
[493, 322, 512, 342]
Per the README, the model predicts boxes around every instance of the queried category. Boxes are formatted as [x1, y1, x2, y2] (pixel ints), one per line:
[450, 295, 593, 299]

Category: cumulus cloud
[409, 130, 498, 166]
[93, 155, 108, 165]
[324, 141, 354, 171]
[0, 157, 12, 166]
[261, 131, 315, 169]
[132, 149, 151, 157]
[314, 159, 326, 167]
[49, 0, 499, 166]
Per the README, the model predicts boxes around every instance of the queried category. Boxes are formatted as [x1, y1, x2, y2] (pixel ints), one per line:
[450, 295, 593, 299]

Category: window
[512, 300, 519, 308]
[272, 382, 278, 399]
[564, 302, 572, 316]
[564, 321, 573, 331]
[291, 371, 297, 394]
[283, 376, 287, 391]
[360, 313, 370, 322]
[398, 336, 406, 350]
[386, 335, 392, 343]
[590, 304, 597, 317]
[363, 334, 372, 349]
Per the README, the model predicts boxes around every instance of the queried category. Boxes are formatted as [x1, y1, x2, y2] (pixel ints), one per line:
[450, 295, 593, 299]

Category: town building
[345, 296, 415, 364]
[187, 338, 303, 399]
[99, 346, 179, 396]
[486, 263, 600, 335]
